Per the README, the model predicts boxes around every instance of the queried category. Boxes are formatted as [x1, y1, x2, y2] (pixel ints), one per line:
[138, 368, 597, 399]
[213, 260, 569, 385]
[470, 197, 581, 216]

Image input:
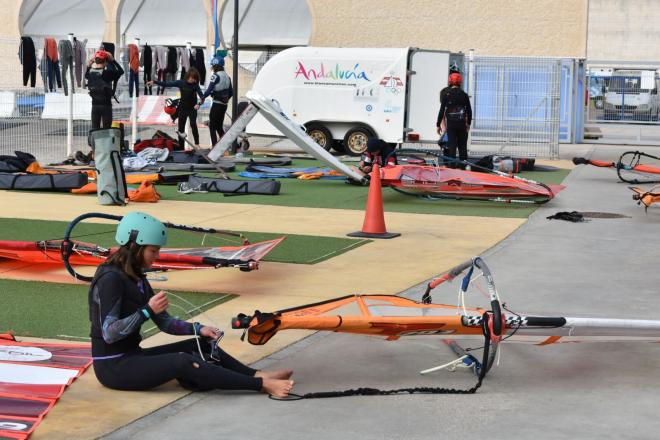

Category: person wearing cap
[437, 72, 472, 168]
[359, 138, 397, 174]
[88, 212, 294, 398]
[202, 56, 233, 146]
[85, 50, 124, 130]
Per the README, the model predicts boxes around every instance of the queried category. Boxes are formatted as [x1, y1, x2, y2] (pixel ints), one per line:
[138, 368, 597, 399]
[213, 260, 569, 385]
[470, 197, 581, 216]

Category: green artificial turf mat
[152, 159, 571, 218]
[0, 217, 369, 265]
[0, 277, 234, 340]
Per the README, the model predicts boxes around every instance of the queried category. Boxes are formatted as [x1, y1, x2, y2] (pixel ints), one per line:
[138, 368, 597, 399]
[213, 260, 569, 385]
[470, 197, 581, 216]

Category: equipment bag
[0, 172, 87, 190]
[90, 128, 127, 205]
[187, 174, 281, 195]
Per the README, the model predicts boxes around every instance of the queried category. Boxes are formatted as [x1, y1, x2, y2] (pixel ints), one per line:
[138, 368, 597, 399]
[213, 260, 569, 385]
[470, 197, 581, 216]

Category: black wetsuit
[437, 87, 472, 168]
[154, 79, 204, 146]
[88, 264, 262, 392]
[85, 61, 124, 130]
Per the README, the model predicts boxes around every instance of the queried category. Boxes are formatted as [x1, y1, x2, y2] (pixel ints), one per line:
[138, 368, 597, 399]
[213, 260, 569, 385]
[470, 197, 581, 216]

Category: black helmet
[366, 138, 386, 153]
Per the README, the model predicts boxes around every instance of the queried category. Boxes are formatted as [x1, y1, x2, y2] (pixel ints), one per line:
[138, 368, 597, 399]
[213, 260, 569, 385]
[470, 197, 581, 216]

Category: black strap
[270, 313, 492, 401]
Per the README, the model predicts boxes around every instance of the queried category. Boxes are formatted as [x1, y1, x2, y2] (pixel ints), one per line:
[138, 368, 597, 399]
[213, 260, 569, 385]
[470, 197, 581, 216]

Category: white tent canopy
[220, 0, 311, 48]
[20, 0, 106, 47]
[119, 0, 209, 47]
[19, 0, 311, 50]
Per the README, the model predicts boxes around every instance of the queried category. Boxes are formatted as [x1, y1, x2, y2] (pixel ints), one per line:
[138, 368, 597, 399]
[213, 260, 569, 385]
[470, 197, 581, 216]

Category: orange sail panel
[0, 237, 284, 270]
[235, 294, 660, 346]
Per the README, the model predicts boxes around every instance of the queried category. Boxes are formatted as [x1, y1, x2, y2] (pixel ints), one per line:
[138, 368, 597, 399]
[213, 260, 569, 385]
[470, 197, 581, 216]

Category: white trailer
[246, 47, 462, 155]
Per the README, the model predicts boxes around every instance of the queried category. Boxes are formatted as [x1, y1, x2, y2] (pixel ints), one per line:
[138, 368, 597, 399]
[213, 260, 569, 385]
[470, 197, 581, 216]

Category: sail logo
[294, 61, 371, 83]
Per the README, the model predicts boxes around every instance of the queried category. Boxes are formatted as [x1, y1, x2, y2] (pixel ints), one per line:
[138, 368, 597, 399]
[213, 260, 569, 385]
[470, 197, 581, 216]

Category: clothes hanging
[193, 48, 206, 84]
[128, 44, 140, 97]
[166, 46, 178, 82]
[154, 46, 168, 95]
[178, 47, 190, 79]
[141, 44, 153, 95]
[73, 38, 87, 88]
[44, 38, 61, 92]
[58, 39, 74, 95]
[19, 37, 36, 87]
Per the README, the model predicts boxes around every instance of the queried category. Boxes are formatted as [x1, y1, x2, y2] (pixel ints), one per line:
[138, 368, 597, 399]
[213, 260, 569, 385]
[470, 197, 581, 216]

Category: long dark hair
[184, 67, 200, 83]
[105, 242, 146, 281]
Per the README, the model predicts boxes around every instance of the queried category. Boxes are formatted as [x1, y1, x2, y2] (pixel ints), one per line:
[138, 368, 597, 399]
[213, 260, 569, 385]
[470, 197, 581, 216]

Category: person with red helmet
[437, 71, 472, 168]
[85, 49, 124, 130]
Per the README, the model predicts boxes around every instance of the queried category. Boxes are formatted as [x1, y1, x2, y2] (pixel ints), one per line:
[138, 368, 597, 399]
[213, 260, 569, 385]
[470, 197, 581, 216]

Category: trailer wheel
[343, 126, 375, 156]
[306, 123, 333, 151]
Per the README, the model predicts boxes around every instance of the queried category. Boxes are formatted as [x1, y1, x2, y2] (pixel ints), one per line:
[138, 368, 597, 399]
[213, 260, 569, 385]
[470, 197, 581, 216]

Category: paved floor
[103, 144, 660, 440]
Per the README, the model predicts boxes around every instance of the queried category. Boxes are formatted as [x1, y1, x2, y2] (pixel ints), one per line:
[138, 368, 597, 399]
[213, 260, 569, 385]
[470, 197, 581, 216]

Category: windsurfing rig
[573, 150, 660, 184]
[232, 256, 660, 399]
[383, 149, 560, 204]
[232, 257, 506, 399]
[59, 212, 272, 282]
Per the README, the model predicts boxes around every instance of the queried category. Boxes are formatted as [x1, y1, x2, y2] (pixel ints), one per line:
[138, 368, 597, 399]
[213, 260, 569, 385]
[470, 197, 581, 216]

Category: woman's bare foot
[255, 369, 293, 380]
[261, 378, 294, 398]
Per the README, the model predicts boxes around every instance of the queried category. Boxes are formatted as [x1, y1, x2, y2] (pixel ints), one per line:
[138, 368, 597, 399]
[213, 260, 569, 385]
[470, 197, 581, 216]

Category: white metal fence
[466, 56, 562, 159]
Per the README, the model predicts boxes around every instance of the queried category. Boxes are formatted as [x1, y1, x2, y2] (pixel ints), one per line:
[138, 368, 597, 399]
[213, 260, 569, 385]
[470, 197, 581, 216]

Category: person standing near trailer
[203, 56, 233, 146]
[437, 62, 463, 137]
[437, 72, 472, 168]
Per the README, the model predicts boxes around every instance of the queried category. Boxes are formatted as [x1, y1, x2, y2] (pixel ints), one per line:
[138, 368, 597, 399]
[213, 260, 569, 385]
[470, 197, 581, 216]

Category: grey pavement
[104, 144, 660, 440]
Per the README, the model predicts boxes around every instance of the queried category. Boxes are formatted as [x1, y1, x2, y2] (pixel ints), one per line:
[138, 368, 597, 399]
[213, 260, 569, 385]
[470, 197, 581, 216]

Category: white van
[246, 47, 462, 155]
[603, 69, 660, 120]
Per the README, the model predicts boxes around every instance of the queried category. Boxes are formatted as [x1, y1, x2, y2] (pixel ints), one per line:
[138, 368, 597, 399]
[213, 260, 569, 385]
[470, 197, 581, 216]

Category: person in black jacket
[149, 68, 204, 150]
[359, 138, 397, 174]
[85, 50, 124, 130]
[437, 72, 472, 168]
[89, 211, 294, 397]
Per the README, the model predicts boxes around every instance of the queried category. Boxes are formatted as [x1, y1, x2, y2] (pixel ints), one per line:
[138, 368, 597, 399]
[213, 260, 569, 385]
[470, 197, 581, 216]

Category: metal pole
[131, 38, 140, 149]
[231, 0, 239, 153]
[66, 33, 74, 157]
[467, 48, 475, 152]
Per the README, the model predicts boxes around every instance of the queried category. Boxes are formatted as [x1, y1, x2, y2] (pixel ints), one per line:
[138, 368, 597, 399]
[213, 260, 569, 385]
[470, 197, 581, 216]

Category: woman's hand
[200, 326, 223, 339]
[194, 104, 200, 110]
[147, 80, 154, 87]
[148, 291, 169, 314]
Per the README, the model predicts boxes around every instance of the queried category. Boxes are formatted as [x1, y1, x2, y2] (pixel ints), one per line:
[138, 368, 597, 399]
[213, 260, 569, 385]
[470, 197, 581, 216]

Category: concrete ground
[102, 143, 660, 440]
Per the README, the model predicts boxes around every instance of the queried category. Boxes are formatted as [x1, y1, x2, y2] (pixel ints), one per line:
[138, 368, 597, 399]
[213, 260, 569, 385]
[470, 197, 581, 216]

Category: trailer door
[405, 50, 450, 143]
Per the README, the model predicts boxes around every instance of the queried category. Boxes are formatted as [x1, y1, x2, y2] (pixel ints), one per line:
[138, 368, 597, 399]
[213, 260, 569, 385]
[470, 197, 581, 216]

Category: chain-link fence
[466, 56, 562, 159]
[1, 37, 223, 164]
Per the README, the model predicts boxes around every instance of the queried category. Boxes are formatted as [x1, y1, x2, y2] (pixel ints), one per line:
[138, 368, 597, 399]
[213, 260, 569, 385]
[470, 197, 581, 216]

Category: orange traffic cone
[348, 163, 400, 239]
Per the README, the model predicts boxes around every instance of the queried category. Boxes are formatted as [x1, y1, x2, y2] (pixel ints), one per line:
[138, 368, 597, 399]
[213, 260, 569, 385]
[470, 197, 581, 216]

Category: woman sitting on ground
[88, 211, 294, 397]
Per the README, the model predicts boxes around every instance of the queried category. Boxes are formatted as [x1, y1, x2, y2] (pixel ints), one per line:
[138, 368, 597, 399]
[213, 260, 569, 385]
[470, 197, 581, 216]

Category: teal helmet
[115, 212, 167, 246]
